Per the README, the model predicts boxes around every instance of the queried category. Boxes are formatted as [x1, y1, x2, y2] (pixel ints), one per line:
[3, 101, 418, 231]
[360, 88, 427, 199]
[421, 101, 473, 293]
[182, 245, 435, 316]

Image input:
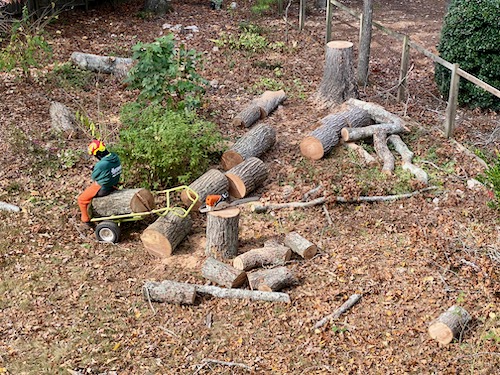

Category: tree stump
[144, 0, 172, 14]
[180, 169, 228, 210]
[205, 207, 240, 260]
[233, 104, 261, 128]
[373, 130, 394, 175]
[247, 266, 297, 292]
[225, 157, 268, 198]
[143, 280, 196, 305]
[49, 102, 81, 139]
[70, 52, 134, 77]
[284, 232, 318, 259]
[318, 41, 358, 104]
[91, 188, 155, 217]
[201, 257, 247, 288]
[140, 212, 192, 258]
[252, 90, 287, 118]
[221, 124, 276, 171]
[233, 242, 291, 271]
[428, 305, 471, 345]
[341, 122, 410, 142]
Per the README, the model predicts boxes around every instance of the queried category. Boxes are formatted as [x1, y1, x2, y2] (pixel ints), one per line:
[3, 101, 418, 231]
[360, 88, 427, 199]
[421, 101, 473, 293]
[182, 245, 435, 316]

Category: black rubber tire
[95, 221, 121, 243]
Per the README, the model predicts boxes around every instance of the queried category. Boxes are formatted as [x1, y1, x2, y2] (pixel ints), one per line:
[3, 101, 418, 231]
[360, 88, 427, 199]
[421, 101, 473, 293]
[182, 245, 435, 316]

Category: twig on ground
[314, 294, 362, 329]
[322, 204, 333, 226]
[193, 358, 252, 374]
[144, 287, 156, 315]
[302, 184, 323, 201]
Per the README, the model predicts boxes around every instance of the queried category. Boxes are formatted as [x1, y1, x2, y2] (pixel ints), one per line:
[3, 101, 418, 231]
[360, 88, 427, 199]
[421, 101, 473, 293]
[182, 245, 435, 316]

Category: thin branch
[193, 358, 252, 374]
[314, 294, 362, 329]
[335, 186, 439, 203]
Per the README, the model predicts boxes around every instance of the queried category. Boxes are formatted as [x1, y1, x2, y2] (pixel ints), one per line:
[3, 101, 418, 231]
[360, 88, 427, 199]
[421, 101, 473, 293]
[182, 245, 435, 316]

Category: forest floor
[0, 0, 499, 374]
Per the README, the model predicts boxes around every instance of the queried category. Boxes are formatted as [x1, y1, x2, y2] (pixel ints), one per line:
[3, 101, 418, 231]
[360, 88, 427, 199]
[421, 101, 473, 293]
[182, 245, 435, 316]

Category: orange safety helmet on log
[88, 139, 106, 156]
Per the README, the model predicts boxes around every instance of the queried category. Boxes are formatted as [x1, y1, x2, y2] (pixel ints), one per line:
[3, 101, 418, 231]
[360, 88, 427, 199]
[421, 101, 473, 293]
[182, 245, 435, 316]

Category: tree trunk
[247, 266, 297, 292]
[91, 188, 155, 217]
[143, 0, 172, 14]
[341, 122, 410, 142]
[357, 0, 373, 86]
[318, 41, 358, 104]
[225, 157, 268, 198]
[206, 207, 240, 260]
[284, 231, 318, 259]
[233, 243, 291, 271]
[140, 212, 192, 258]
[388, 135, 428, 184]
[201, 257, 247, 288]
[428, 305, 471, 345]
[70, 52, 134, 78]
[222, 124, 276, 171]
[49, 102, 82, 139]
[143, 280, 196, 305]
[180, 169, 228, 210]
[373, 130, 394, 175]
[251, 90, 287, 118]
[233, 104, 261, 128]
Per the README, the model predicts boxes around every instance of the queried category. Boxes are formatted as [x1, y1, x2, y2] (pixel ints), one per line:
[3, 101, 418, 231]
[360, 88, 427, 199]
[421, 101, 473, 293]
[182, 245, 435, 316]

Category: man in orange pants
[78, 140, 122, 226]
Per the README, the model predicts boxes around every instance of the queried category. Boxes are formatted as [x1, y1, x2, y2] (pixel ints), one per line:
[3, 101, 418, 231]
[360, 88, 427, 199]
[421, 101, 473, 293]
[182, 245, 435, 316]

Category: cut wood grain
[91, 188, 155, 217]
[428, 305, 471, 345]
[284, 231, 318, 259]
[201, 257, 247, 288]
[225, 157, 268, 198]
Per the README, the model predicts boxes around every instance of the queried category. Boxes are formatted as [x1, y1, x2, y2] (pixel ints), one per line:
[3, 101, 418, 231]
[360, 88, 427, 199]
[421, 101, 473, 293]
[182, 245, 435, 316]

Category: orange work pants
[77, 182, 102, 223]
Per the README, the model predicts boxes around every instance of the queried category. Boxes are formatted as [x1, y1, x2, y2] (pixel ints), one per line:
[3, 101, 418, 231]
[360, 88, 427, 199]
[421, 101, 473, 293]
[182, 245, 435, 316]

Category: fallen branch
[194, 358, 252, 374]
[302, 184, 323, 201]
[388, 134, 428, 184]
[314, 294, 362, 329]
[373, 130, 394, 175]
[251, 197, 326, 213]
[344, 142, 377, 166]
[196, 284, 290, 303]
[0, 201, 20, 212]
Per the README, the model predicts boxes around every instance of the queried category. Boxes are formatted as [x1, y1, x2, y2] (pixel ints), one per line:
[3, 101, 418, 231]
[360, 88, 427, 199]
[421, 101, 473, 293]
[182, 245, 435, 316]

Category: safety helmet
[88, 139, 106, 156]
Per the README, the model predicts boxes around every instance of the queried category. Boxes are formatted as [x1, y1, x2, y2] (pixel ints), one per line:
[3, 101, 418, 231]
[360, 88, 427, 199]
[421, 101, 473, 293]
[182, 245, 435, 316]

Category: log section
[388, 135, 428, 184]
[373, 130, 395, 175]
[205, 207, 240, 260]
[233, 104, 261, 128]
[233, 243, 291, 271]
[247, 266, 297, 292]
[428, 305, 471, 345]
[225, 157, 268, 198]
[252, 90, 287, 118]
[284, 231, 318, 259]
[143, 280, 196, 305]
[341, 122, 409, 142]
[180, 169, 228, 210]
[201, 257, 247, 288]
[222, 123, 276, 170]
[346, 98, 406, 128]
[71, 52, 133, 77]
[91, 188, 155, 217]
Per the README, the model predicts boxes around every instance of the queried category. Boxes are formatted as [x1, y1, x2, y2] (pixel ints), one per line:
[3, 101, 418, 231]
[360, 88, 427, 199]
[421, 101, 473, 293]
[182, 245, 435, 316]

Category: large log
[345, 98, 406, 128]
[318, 41, 358, 104]
[341, 122, 409, 142]
[388, 135, 428, 184]
[91, 188, 155, 217]
[232, 104, 261, 128]
[180, 169, 228, 210]
[247, 266, 297, 292]
[225, 157, 268, 199]
[70, 52, 134, 77]
[284, 231, 318, 259]
[373, 130, 394, 175]
[140, 211, 192, 258]
[205, 207, 240, 260]
[251, 90, 287, 118]
[221, 123, 276, 171]
[428, 305, 471, 345]
[233, 243, 291, 271]
[201, 257, 247, 288]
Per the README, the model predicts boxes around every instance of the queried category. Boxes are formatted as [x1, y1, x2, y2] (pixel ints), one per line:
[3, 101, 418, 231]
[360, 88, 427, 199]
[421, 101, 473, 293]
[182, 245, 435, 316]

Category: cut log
[247, 266, 297, 292]
[140, 211, 192, 258]
[91, 188, 155, 217]
[49, 102, 81, 138]
[346, 98, 406, 128]
[284, 231, 318, 259]
[373, 130, 394, 175]
[428, 305, 471, 345]
[143, 280, 196, 305]
[318, 41, 358, 104]
[233, 243, 291, 271]
[221, 123, 276, 171]
[341, 122, 410, 142]
[251, 90, 287, 118]
[195, 284, 290, 303]
[388, 135, 428, 184]
[201, 257, 247, 288]
[225, 157, 268, 198]
[344, 142, 377, 166]
[205, 207, 240, 260]
[180, 169, 228, 210]
[70, 52, 134, 77]
[233, 104, 262, 128]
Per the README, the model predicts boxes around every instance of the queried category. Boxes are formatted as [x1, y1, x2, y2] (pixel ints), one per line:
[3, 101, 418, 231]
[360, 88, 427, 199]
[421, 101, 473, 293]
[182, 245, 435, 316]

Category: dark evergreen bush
[435, 0, 500, 110]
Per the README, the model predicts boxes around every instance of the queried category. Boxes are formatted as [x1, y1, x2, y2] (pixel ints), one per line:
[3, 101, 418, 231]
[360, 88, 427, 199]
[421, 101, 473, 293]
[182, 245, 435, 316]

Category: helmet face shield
[88, 140, 106, 156]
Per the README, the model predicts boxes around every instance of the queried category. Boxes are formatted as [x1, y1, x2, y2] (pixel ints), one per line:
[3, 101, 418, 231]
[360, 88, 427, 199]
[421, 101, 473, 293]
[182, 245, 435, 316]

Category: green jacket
[91, 153, 122, 189]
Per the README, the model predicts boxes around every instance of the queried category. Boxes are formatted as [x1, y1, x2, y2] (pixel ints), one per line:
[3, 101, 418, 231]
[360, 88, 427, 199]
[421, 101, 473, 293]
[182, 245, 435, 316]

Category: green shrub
[435, 0, 500, 110]
[125, 34, 207, 110]
[477, 152, 500, 210]
[211, 31, 268, 52]
[116, 103, 224, 188]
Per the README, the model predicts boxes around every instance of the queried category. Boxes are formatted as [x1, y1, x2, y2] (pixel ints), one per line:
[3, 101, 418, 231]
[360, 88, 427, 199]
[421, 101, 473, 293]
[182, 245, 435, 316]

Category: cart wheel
[95, 221, 120, 243]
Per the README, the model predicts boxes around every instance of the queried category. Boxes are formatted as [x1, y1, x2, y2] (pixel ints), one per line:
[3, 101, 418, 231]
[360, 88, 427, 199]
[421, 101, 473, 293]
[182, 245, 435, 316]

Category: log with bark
[428, 305, 471, 345]
[140, 211, 192, 258]
[70, 52, 134, 78]
[225, 157, 268, 198]
[221, 123, 276, 171]
[247, 266, 297, 292]
[180, 169, 228, 210]
[201, 257, 247, 288]
[346, 98, 405, 128]
[0, 201, 20, 213]
[341, 122, 410, 142]
[232, 104, 261, 128]
[233, 242, 291, 271]
[373, 130, 395, 175]
[317, 41, 358, 104]
[91, 188, 155, 217]
[344, 142, 377, 166]
[252, 197, 326, 214]
[388, 135, 428, 184]
[49, 102, 82, 138]
[284, 231, 318, 259]
[205, 207, 240, 260]
[251, 89, 287, 118]
[314, 294, 362, 329]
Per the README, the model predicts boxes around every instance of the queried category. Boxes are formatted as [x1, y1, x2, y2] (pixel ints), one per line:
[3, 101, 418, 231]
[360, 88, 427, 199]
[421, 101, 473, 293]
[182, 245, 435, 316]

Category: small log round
[247, 266, 297, 292]
[373, 130, 395, 175]
[143, 281, 196, 305]
[221, 123, 276, 170]
[284, 231, 318, 259]
[341, 122, 410, 142]
[180, 169, 229, 210]
[141, 212, 192, 258]
[252, 90, 287, 118]
[49, 102, 82, 138]
[225, 157, 268, 198]
[201, 257, 247, 288]
[91, 188, 155, 217]
[428, 305, 471, 345]
[233, 244, 292, 271]
[206, 207, 240, 260]
[233, 104, 261, 128]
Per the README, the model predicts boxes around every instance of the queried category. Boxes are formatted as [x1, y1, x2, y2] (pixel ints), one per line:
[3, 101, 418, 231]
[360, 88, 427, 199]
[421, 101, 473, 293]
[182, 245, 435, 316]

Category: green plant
[251, 0, 278, 14]
[116, 103, 224, 188]
[48, 62, 93, 90]
[435, 0, 500, 110]
[251, 77, 283, 93]
[211, 31, 268, 53]
[476, 151, 500, 210]
[125, 34, 207, 110]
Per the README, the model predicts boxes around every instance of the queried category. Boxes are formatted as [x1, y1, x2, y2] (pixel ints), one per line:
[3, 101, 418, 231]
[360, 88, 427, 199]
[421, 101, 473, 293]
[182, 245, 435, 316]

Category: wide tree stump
[141, 211, 192, 258]
[251, 90, 287, 118]
[49, 102, 81, 139]
[225, 157, 268, 198]
[91, 188, 155, 217]
[201, 257, 247, 288]
[206, 207, 240, 260]
[428, 305, 471, 345]
[373, 130, 395, 175]
[284, 232, 318, 259]
[341, 122, 409, 142]
[233, 104, 262, 128]
[70, 52, 134, 77]
[300, 105, 373, 160]
[388, 135, 428, 184]
[233, 242, 291, 271]
[247, 266, 297, 292]
[222, 124, 276, 171]
[180, 169, 228, 210]
[318, 41, 358, 104]
[143, 280, 196, 305]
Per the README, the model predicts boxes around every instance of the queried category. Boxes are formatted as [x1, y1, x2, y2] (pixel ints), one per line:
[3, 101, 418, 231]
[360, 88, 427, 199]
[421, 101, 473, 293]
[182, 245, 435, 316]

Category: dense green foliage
[435, 0, 500, 110]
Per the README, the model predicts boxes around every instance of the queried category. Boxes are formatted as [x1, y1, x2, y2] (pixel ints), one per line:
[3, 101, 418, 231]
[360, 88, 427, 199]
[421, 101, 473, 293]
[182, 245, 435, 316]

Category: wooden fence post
[326, 0, 333, 43]
[397, 35, 410, 102]
[299, 0, 306, 31]
[444, 63, 460, 138]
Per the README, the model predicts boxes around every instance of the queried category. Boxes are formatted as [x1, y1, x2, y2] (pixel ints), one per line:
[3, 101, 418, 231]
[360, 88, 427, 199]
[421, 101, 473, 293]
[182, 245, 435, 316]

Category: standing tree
[357, 0, 373, 87]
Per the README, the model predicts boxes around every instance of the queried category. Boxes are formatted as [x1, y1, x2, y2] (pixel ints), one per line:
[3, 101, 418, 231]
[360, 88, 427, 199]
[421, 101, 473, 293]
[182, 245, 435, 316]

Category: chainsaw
[199, 193, 260, 213]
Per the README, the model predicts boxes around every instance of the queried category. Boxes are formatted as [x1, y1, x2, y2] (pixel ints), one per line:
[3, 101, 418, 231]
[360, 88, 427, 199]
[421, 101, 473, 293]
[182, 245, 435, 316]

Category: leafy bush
[116, 103, 224, 188]
[435, 0, 500, 110]
[211, 31, 268, 52]
[125, 34, 207, 110]
[477, 152, 500, 210]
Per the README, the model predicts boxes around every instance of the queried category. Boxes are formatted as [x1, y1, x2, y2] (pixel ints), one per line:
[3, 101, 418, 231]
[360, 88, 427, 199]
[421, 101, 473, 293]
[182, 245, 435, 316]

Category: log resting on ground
[284, 231, 318, 259]
[428, 305, 471, 345]
[346, 98, 406, 128]
[373, 130, 395, 175]
[341, 122, 410, 142]
[388, 135, 428, 184]
[201, 257, 247, 288]
[233, 104, 261, 128]
[233, 242, 291, 271]
[247, 266, 297, 292]
[91, 188, 155, 217]
[225, 157, 268, 198]
[71, 52, 134, 77]
[344, 142, 377, 166]
[180, 169, 228, 210]
[251, 90, 287, 118]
